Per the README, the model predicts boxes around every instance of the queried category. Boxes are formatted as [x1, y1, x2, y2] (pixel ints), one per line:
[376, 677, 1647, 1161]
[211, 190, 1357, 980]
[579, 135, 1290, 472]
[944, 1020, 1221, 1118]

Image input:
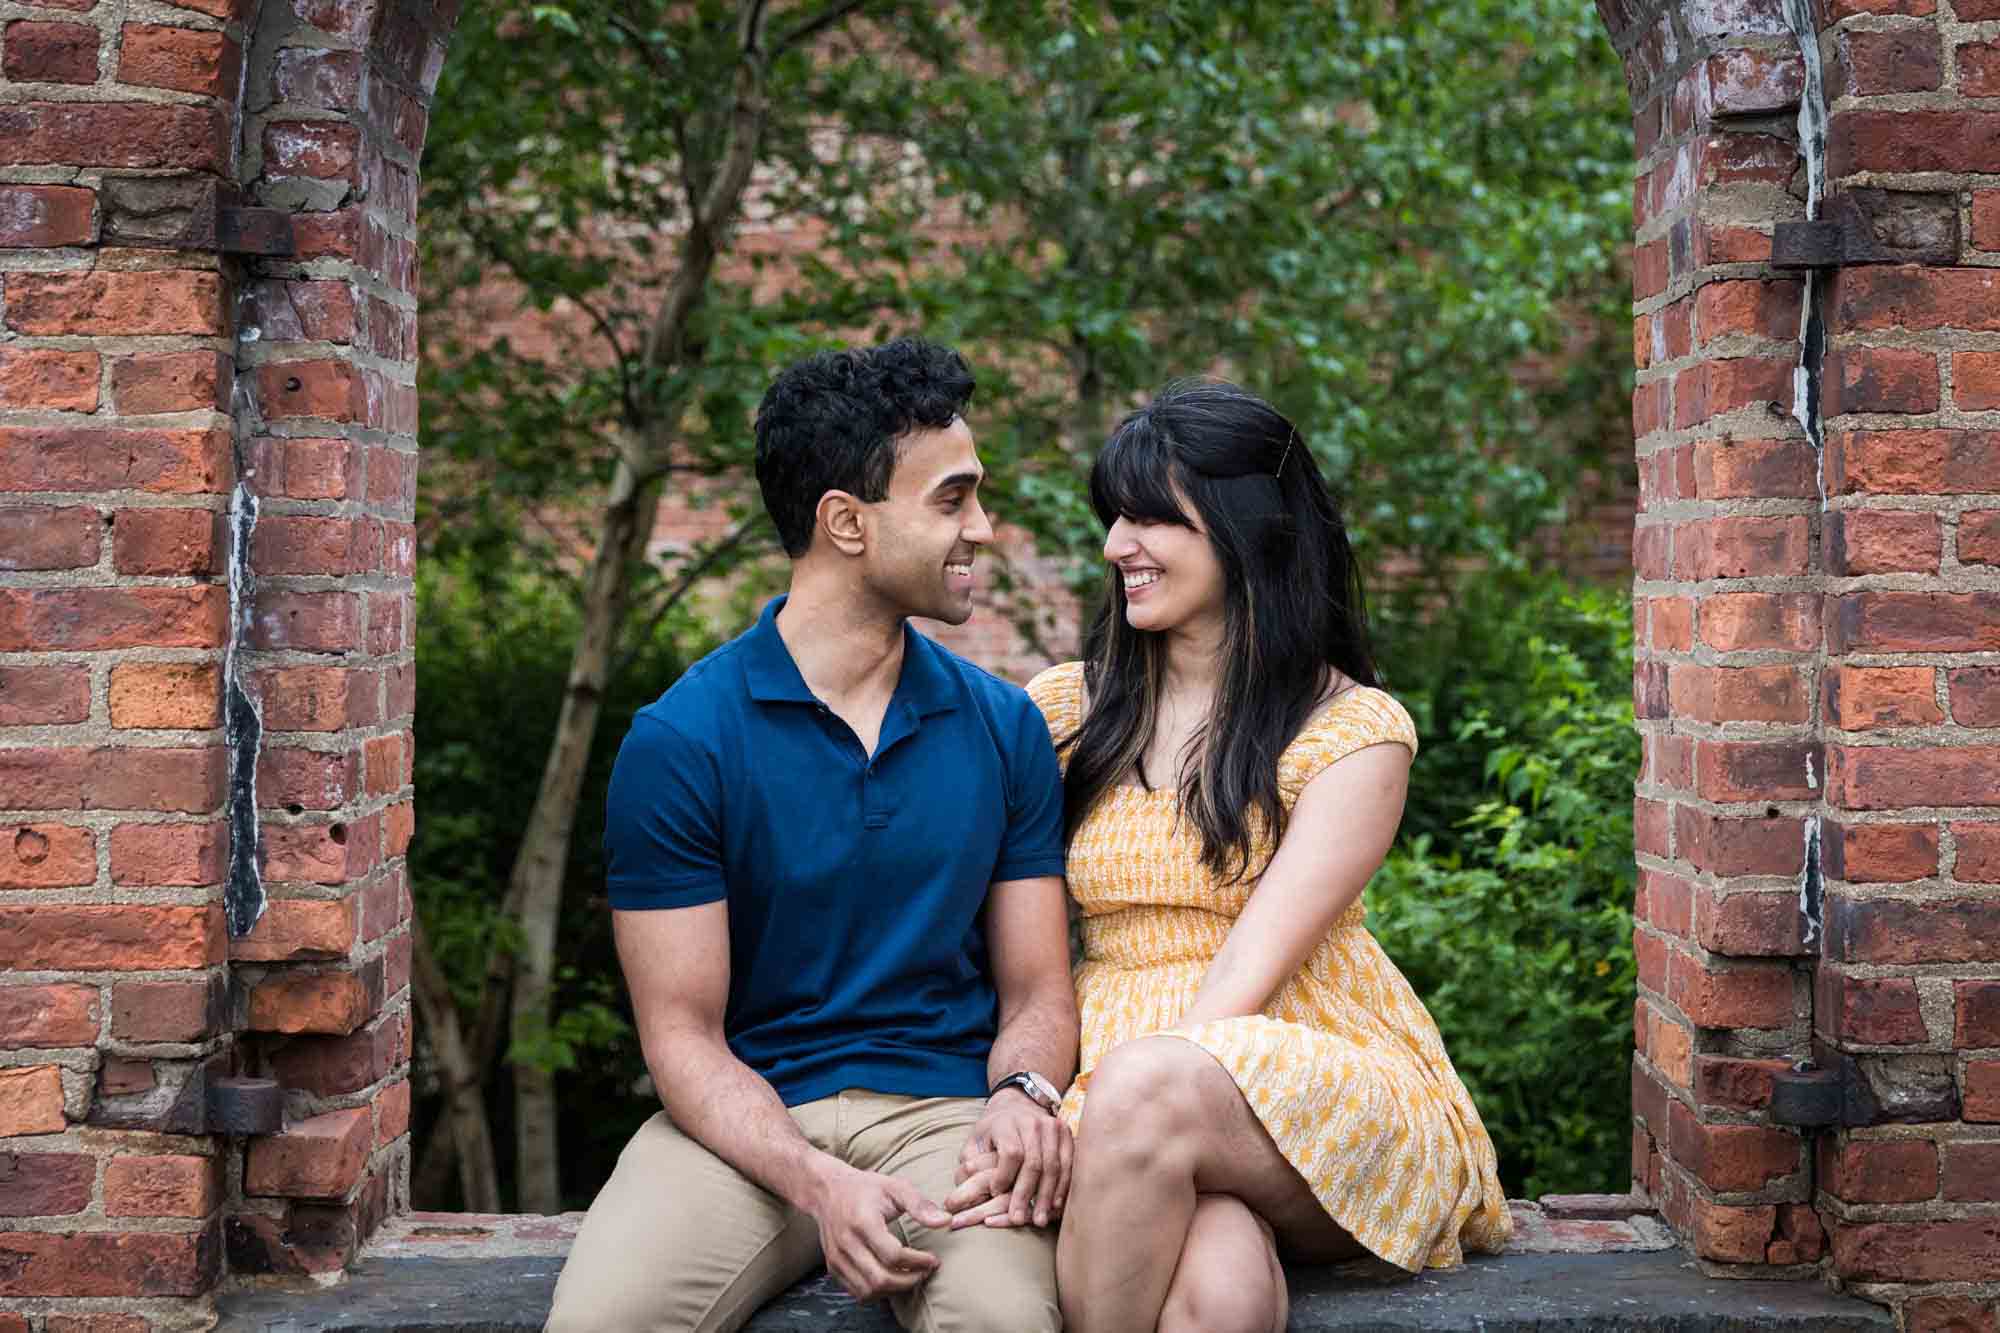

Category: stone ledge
[217, 1204, 1892, 1333]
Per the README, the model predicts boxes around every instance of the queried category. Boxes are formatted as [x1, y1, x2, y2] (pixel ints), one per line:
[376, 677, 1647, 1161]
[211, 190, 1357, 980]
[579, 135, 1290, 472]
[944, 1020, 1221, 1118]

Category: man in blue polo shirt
[546, 339, 1076, 1333]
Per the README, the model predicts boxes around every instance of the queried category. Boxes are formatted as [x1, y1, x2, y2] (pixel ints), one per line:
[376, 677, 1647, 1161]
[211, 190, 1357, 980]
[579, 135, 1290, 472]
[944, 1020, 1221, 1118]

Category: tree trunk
[507, 459, 664, 1213]
[410, 917, 502, 1212]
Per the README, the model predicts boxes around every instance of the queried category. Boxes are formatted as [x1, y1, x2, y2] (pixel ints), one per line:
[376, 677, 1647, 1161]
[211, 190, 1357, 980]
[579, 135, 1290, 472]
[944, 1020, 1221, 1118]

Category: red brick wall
[2, 0, 1996, 1323]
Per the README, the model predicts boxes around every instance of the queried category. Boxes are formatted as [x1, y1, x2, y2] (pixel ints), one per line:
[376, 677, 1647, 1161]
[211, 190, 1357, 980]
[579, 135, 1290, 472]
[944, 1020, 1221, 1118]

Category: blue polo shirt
[603, 596, 1067, 1107]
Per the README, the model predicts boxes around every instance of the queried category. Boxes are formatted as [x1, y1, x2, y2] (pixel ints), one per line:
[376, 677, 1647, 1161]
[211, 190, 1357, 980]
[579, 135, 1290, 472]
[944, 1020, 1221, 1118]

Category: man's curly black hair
[753, 338, 976, 557]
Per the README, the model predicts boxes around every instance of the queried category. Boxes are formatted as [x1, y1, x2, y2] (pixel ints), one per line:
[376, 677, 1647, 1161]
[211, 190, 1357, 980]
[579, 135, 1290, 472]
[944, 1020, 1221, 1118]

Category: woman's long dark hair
[1060, 380, 1379, 882]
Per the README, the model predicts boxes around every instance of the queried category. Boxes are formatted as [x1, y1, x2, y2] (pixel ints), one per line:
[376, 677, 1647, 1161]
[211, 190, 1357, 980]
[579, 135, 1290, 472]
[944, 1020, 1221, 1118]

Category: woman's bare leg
[1056, 1036, 1361, 1333]
[1157, 1195, 1287, 1333]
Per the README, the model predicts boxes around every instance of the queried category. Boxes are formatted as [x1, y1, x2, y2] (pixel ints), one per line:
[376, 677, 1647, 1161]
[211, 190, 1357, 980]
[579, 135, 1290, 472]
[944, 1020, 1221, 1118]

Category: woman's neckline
[1101, 680, 1376, 792]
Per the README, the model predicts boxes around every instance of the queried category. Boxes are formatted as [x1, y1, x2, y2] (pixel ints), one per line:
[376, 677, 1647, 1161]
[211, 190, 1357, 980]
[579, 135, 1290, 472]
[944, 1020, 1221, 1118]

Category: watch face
[1025, 1072, 1060, 1108]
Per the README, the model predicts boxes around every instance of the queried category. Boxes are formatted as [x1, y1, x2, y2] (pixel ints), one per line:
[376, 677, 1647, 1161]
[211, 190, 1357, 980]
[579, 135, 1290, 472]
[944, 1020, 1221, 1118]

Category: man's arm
[615, 904, 949, 1300]
[943, 872, 1076, 1230]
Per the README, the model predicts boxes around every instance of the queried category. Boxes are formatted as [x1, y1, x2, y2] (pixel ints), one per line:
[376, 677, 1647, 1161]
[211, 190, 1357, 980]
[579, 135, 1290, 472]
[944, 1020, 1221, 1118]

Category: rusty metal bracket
[1772, 188, 1959, 270]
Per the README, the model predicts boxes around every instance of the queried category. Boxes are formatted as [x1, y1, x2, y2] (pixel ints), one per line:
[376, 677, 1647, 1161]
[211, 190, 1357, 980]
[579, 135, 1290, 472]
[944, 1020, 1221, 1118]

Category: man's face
[859, 418, 993, 625]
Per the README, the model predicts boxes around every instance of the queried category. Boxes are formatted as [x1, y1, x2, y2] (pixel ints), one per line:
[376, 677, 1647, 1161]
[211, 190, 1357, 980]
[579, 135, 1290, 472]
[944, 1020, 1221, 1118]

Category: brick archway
[0, 0, 1995, 1325]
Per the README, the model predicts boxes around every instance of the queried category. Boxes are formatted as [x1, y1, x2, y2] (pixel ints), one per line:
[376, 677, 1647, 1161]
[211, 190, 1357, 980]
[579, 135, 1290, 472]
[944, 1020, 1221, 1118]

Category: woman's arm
[1177, 740, 1411, 1026]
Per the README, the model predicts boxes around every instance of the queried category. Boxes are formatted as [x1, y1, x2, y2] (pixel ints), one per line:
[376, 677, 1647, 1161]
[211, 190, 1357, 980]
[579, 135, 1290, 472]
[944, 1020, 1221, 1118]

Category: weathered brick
[117, 23, 237, 96]
[1701, 47, 1805, 116]
[0, 427, 230, 495]
[0, 904, 222, 971]
[0, 1225, 218, 1296]
[248, 436, 357, 501]
[1695, 224, 1772, 266]
[105, 1153, 219, 1217]
[0, 102, 227, 171]
[1830, 592, 2000, 653]
[1831, 1219, 2000, 1282]
[1673, 1100, 1800, 1192]
[1942, 1142, 2000, 1203]
[1960, 352, 2000, 412]
[1824, 1136, 1937, 1203]
[1674, 357, 1792, 430]
[0, 1066, 65, 1136]
[0, 665, 89, 726]
[3, 19, 99, 83]
[1959, 40, 2000, 99]
[0, 983, 97, 1046]
[0, 506, 99, 571]
[1670, 950, 1795, 1030]
[244, 278, 356, 343]
[1828, 745, 2000, 809]
[1976, 191, 2000, 254]
[109, 507, 221, 577]
[0, 824, 95, 889]
[1694, 439, 1815, 500]
[0, 185, 94, 247]
[252, 515, 379, 576]
[229, 897, 355, 962]
[272, 46, 361, 109]
[244, 1106, 369, 1199]
[363, 734, 402, 796]
[1817, 971, 1928, 1044]
[364, 447, 417, 512]
[3, 271, 226, 337]
[1828, 509, 1940, 575]
[1824, 821, 1939, 883]
[1826, 895, 2000, 964]
[1958, 823, 2000, 883]
[1829, 429, 2000, 495]
[246, 968, 372, 1035]
[1824, 345, 1941, 416]
[384, 800, 414, 857]
[106, 662, 219, 731]
[1824, 666, 1941, 730]
[247, 589, 361, 654]
[1692, 1200, 1776, 1264]
[1960, 980, 2000, 1046]
[1951, 669, 2000, 728]
[1676, 515, 1810, 580]
[1965, 511, 2000, 568]
[375, 1077, 410, 1145]
[1697, 740, 1820, 802]
[1836, 267, 2000, 335]
[262, 120, 360, 181]
[1905, 1297, 1999, 1333]
[1698, 593, 1820, 653]
[0, 347, 98, 410]
[256, 746, 360, 812]
[1828, 111, 2000, 175]
[0, 1151, 93, 1216]
[109, 974, 223, 1041]
[1698, 1055, 1791, 1112]
[1966, 1061, 2000, 1122]
[266, 1012, 401, 1095]
[111, 351, 229, 415]
[108, 820, 225, 886]
[1697, 889, 1807, 957]
[1677, 807, 1804, 877]
[262, 817, 376, 885]
[250, 665, 378, 732]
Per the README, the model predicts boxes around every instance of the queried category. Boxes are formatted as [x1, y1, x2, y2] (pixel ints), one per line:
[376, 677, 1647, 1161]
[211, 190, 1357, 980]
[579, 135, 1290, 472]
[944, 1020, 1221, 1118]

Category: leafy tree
[416, 0, 1635, 1209]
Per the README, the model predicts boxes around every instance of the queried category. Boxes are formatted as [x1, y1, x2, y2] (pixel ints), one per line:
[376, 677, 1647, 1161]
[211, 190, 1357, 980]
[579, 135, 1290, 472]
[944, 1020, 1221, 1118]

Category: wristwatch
[989, 1070, 1062, 1115]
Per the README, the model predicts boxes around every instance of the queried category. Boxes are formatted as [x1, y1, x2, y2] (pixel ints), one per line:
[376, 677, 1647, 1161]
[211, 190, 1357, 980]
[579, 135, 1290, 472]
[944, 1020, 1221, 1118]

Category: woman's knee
[1079, 1038, 1211, 1150]
[1157, 1200, 1285, 1333]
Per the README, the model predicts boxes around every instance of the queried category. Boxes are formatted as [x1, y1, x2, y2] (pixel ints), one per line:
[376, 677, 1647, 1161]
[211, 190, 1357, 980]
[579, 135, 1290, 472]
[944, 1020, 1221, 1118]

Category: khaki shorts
[544, 1090, 1059, 1333]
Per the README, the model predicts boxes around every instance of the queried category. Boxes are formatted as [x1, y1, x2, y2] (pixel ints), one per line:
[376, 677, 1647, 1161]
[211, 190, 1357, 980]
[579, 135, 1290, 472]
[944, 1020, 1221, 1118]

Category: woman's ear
[816, 490, 867, 557]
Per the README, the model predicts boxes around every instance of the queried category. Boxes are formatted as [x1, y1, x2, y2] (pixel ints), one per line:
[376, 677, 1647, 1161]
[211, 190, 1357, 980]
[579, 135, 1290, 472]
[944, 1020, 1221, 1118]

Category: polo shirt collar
[742, 596, 960, 718]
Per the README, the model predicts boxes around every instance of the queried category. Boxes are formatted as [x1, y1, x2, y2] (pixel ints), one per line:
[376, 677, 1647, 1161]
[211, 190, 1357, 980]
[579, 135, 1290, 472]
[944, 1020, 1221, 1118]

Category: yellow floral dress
[1027, 661, 1510, 1272]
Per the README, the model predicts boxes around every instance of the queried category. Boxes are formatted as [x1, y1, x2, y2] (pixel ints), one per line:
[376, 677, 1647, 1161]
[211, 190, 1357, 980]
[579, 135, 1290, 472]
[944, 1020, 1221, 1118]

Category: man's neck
[773, 566, 906, 706]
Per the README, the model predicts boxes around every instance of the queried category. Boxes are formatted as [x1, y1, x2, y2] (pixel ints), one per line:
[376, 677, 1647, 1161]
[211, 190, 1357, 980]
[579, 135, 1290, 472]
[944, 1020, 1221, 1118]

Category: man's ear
[815, 490, 867, 557]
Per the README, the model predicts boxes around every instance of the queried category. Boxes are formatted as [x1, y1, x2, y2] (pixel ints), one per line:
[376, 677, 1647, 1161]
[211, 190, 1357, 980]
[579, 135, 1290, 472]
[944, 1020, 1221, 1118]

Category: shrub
[1369, 574, 1638, 1197]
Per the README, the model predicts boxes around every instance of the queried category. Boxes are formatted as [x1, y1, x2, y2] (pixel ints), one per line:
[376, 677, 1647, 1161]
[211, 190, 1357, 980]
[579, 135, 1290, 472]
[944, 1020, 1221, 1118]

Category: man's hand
[804, 1161, 951, 1302]
[943, 1089, 1072, 1230]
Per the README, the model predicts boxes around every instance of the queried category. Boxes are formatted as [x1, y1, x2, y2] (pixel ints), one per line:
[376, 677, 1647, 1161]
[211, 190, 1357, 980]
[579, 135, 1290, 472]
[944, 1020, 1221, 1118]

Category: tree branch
[609, 514, 766, 680]
[771, 0, 871, 58]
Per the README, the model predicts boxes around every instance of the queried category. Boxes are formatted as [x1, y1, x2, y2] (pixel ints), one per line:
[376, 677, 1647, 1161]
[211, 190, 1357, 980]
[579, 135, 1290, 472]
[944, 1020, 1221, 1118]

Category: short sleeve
[1277, 687, 1419, 801]
[993, 692, 1068, 884]
[1025, 661, 1085, 772]
[603, 712, 728, 910]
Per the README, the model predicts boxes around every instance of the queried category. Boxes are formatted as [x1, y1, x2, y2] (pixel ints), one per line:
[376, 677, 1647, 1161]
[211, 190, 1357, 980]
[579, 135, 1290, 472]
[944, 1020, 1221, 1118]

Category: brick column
[1612, 0, 1830, 1274]
[2, 9, 241, 1326]
[1811, 3, 2000, 1324]
[218, 0, 443, 1283]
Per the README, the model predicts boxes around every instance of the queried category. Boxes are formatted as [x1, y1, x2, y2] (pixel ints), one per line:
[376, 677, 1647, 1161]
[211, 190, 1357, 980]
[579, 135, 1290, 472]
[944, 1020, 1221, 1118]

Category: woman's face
[1102, 495, 1226, 638]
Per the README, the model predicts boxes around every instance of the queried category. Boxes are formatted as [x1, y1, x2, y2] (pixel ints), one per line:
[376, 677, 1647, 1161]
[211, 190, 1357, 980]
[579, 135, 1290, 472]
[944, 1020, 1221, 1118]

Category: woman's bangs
[1089, 420, 1194, 529]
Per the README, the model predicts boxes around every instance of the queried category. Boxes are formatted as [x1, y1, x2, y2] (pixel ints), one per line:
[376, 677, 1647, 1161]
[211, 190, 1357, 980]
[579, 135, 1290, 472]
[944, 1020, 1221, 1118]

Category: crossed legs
[1056, 1036, 1361, 1333]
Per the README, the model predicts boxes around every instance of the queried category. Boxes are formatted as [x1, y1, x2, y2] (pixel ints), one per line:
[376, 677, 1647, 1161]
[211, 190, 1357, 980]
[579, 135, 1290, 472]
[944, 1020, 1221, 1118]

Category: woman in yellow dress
[953, 381, 1509, 1333]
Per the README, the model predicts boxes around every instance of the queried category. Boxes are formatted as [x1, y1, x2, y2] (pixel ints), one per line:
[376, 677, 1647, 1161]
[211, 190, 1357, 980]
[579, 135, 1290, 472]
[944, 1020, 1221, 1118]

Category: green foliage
[1369, 574, 1639, 1197]
[411, 555, 714, 1199]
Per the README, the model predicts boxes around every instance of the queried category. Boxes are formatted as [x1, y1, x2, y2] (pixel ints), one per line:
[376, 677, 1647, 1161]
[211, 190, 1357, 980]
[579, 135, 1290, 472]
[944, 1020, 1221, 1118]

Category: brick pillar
[218, 0, 442, 1284]
[1811, 3, 2000, 1324]
[1611, 0, 1829, 1274]
[1, 11, 241, 1328]
[1, 0, 448, 1321]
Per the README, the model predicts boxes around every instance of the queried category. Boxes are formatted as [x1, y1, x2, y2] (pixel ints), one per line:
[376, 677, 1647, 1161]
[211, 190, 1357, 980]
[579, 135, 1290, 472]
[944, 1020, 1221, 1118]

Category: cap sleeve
[1278, 686, 1419, 802]
[1025, 660, 1086, 773]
